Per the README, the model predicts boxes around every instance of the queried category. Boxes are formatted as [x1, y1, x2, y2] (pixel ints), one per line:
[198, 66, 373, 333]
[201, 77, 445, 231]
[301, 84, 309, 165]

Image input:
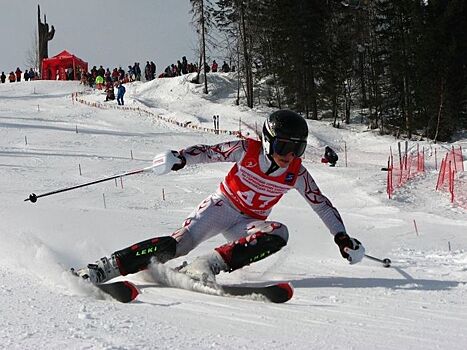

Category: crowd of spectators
[1, 67, 40, 83]
[159, 56, 196, 78]
[1, 56, 234, 104]
[158, 56, 233, 78]
[207, 60, 232, 74]
[80, 64, 135, 104]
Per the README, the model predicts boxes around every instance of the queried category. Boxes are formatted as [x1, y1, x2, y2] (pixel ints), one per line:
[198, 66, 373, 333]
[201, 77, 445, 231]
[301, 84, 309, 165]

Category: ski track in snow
[0, 78, 466, 349]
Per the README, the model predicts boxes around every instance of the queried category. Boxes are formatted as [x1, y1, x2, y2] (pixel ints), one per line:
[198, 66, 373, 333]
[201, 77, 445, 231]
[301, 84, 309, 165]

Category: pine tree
[190, 0, 215, 93]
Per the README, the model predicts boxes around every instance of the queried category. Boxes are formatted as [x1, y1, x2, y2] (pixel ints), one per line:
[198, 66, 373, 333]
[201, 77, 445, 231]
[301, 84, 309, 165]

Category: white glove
[334, 232, 365, 264]
[151, 150, 186, 175]
[344, 241, 365, 264]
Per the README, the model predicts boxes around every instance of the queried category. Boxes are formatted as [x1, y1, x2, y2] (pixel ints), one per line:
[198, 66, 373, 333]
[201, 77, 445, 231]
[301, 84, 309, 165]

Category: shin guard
[112, 236, 177, 276]
[215, 233, 286, 272]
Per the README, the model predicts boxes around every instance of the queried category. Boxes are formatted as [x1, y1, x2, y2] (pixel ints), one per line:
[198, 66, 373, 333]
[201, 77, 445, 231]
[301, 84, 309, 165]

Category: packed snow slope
[1, 75, 466, 350]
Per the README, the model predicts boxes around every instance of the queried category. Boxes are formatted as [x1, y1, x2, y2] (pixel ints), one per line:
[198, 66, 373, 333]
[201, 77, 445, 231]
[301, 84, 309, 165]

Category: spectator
[88, 73, 95, 88]
[105, 68, 112, 83]
[96, 65, 104, 77]
[188, 63, 198, 73]
[128, 66, 134, 81]
[15, 67, 22, 82]
[1, 71, 6, 83]
[95, 75, 104, 89]
[144, 61, 151, 81]
[118, 67, 125, 81]
[181, 56, 188, 74]
[117, 82, 126, 105]
[80, 72, 88, 85]
[9, 72, 16, 83]
[221, 61, 230, 73]
[24, 70, 30, 81]
[28, 68, 35, 80]
[171, 64, 179, 76]
[67, 68, 74, 80]
[105, 83, 115, 101]
[204, 62, 210, 73]
[177, 60, 182, 75]
[111, 68, 119, 82]
[90, 66, 97, 77]
[164, 66, 172, 77]
[150, 61, 156, 80]
[211, 60, 218, 73]
[133, 62, 141, 81]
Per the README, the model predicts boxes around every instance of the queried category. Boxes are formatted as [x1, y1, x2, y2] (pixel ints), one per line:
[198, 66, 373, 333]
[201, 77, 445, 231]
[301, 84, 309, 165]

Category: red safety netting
[387, 144, 425, 199]
[435, 146, 466, 207]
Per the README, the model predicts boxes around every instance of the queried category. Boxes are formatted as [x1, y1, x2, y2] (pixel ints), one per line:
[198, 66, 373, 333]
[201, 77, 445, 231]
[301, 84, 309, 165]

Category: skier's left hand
[334, 232, 365, 264]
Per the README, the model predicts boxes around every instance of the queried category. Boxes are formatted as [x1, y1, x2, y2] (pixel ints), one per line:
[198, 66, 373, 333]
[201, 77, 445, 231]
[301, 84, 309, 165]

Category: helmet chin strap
[261, 139, 280, 175]
[265, 153, 280, 175]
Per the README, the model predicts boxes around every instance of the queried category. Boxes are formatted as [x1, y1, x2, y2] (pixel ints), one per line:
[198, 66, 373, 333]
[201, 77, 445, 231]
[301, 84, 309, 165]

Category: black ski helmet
[262, 110, 308, 157]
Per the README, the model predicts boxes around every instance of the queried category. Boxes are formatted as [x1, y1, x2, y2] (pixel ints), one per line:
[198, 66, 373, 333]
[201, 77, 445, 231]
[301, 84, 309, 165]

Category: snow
[1, 76, 466, 350]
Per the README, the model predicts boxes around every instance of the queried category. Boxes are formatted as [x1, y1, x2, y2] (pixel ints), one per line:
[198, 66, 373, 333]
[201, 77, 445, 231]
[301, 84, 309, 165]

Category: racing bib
[220, 139, 301, 219]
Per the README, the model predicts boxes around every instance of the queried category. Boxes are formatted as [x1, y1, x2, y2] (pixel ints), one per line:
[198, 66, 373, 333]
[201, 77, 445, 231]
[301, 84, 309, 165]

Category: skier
[76, 110, 365, 285]
[321, 146, 339, 167]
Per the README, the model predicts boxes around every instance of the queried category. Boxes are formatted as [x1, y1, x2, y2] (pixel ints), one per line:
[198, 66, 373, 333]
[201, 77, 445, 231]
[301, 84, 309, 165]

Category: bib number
[236, 190, 276, 209]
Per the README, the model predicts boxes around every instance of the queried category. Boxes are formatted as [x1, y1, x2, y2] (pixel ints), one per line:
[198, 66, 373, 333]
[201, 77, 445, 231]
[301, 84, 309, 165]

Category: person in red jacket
[211, 60, 218, 73]
[15, 68, 22, 82]
[75, 110, 365, 285]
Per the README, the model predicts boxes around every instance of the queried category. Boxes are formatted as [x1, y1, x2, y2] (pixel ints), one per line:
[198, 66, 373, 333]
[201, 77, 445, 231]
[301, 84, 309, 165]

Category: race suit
[171, 138, 346, 257]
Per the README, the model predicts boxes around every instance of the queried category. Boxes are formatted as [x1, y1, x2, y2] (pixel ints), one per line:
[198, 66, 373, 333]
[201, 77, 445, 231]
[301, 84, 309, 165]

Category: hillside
[0, 76, 466, 350]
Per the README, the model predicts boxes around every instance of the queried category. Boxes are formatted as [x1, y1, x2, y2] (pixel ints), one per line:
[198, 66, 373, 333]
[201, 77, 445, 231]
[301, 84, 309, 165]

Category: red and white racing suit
[171, 138, 346, 257]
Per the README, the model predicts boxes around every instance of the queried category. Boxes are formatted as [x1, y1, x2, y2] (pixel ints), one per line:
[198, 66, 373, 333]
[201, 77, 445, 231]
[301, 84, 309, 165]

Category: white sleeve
[294, 166, 346, 235]
[180, 139, 246, 166]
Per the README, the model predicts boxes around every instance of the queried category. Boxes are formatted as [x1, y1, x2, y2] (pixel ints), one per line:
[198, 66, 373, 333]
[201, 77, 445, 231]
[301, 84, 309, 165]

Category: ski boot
[179, 251, 228, 285]
[73, 236, 177, 283]
[179, 232, 287, 284]
[73, 256, 120, 284]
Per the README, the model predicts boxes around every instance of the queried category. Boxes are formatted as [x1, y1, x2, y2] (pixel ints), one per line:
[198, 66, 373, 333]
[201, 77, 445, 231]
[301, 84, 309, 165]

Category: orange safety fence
[387, 143, 425, 199]
[436, 146, 466, 208]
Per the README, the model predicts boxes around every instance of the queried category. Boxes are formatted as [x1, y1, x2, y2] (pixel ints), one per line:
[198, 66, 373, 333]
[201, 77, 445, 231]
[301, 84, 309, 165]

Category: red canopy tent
[41, 50, 88, 80]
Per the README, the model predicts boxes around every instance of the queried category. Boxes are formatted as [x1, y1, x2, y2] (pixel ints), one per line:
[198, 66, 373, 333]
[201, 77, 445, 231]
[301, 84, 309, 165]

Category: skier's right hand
[151, 150, 186, 175]
[170, 150, 186, 171]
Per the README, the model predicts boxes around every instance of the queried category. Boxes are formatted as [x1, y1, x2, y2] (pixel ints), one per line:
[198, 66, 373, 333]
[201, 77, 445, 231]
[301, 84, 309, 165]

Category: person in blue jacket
[117, 82, 126, 105]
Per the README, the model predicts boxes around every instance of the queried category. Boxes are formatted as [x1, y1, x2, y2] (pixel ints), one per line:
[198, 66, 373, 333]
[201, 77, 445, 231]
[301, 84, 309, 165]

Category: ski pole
[25, 150, 178, 203]
[25, 164, 156, 203]
[364, 254, 392, 268]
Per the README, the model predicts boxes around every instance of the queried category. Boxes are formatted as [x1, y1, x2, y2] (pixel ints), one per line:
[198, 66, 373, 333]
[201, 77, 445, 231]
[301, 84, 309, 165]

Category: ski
[95, 281, 139, 303]
[71, 268, 139, 303]
[149, 262, 294, 303]
[219, 282, 294, 303]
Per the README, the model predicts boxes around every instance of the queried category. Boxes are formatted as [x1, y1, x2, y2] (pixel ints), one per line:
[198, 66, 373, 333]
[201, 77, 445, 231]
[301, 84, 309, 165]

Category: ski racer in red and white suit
[173, 138, 347, 256]
[76, 110, 365, 285]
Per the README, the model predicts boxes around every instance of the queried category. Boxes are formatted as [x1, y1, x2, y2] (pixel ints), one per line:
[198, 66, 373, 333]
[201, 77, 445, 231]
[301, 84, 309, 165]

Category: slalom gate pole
[364, 254, 392, 268]
[25, 164, 157, 203]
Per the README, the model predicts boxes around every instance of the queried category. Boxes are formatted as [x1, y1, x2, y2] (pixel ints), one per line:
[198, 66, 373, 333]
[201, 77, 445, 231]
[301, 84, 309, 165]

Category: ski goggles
[272, 138, 307, 157]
